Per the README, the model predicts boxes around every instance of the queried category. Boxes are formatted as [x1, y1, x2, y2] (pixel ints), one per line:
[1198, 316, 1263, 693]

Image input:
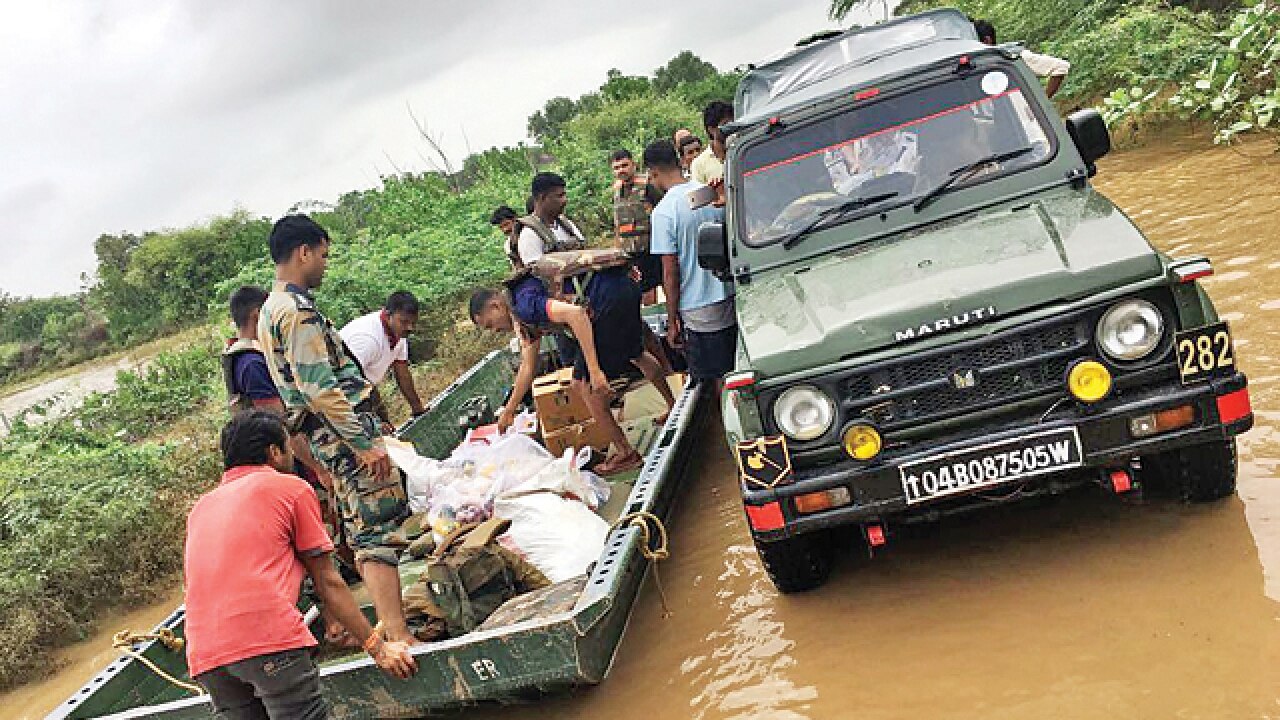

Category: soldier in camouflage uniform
[257, 214, 414, 645]
[610, 148, 664, 293]
[610, 149, 673, 373]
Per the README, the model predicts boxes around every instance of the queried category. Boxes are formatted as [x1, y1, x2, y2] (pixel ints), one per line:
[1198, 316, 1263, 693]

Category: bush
[0, 421, 216, 690]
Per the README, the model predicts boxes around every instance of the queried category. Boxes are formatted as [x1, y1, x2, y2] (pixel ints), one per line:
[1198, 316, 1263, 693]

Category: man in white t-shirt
[973, 18, 1071, 98]
[339, 291, 426, 417]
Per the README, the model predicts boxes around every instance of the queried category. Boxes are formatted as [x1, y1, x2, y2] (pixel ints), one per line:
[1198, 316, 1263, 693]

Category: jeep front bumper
[741, 373, 1253, 541]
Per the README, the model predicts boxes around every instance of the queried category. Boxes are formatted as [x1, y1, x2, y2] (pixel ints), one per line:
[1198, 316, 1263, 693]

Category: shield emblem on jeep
[735, 436, 793, 489]
[951, 368, 978, 390]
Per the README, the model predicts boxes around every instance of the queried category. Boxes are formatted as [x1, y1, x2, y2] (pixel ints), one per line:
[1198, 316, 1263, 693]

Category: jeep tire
[1143, 437, 1238, 503]
[754, 532, 833, 593]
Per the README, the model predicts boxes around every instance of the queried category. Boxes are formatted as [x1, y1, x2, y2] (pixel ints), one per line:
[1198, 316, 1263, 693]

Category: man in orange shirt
[184, 411, 417, 718]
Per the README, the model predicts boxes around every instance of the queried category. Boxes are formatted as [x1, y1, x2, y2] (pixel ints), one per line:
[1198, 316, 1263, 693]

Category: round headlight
[1097, 300, 1164, 361]
[773, 385, 835, 441]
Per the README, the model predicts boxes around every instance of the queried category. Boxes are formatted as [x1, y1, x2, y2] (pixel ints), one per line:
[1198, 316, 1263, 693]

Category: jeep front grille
[842, 318, 1090, 430]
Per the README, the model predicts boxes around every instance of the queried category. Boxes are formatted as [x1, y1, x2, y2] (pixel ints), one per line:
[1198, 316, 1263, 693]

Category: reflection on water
[11, 137, 1280, 720]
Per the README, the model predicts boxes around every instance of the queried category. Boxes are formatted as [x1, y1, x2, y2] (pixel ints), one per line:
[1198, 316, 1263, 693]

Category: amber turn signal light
[1129, 405, 1196, 438]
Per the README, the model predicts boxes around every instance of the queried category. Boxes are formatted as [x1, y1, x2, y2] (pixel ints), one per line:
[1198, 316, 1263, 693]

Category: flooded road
[468, 136, 1280, 719]
[7, 138, 1280, 719]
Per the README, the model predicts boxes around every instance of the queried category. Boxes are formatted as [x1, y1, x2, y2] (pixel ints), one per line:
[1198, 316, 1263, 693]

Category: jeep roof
[734, 8, 986, 129]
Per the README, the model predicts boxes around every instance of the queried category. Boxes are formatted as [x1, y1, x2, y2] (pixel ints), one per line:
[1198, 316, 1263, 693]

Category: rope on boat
[111, 629, 205, 696]
[611, 511, 673, 618]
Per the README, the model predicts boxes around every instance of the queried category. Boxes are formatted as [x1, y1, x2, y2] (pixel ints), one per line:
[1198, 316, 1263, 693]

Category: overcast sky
[0, 0, 893, 298]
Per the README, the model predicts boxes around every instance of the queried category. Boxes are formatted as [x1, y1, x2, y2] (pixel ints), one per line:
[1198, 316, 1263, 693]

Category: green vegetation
[832, 0, 1279, 147]
[0, 342, 222, 690]
[0, 52, 738, 691]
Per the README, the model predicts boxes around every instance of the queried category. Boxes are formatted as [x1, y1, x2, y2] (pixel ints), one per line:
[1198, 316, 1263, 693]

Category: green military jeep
[699, 9, 1254, 592]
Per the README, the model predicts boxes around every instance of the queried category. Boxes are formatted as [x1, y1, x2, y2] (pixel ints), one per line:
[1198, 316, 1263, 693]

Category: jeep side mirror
[697, 221, 730, 281]
[1065, 109, 1110, 174]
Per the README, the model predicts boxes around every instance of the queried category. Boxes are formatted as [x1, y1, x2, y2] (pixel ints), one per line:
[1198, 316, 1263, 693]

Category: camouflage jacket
[613, 174, 662, 254]
[258, 281, 376, 452]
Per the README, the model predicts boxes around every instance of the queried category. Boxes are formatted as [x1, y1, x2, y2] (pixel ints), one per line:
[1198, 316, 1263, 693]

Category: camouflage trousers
[308, 412, 409, 567]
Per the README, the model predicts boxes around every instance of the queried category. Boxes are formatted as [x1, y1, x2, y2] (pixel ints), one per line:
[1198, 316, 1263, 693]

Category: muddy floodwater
[6, 137, 1280, 720]
[471, 136, 1280, 720]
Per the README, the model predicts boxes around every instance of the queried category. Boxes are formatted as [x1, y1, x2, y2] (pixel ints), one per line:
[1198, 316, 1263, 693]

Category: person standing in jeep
[508, 173, 586, 269]
[646, 139, 737, 390]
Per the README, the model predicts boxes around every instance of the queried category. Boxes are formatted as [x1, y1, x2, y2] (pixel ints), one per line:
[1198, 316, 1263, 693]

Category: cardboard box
[543, 418, 611, 458]
[532, 367, 590, 432]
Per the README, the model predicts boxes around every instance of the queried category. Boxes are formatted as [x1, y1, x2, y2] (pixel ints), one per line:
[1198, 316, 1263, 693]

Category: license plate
[1175, 321, 1236, 385]
[899, 427, 1083, 505]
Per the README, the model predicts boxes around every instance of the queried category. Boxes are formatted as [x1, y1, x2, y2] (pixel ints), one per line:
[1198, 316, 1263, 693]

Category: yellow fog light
[1067, 359, 1113, 403]
[843, 423, 883, 461]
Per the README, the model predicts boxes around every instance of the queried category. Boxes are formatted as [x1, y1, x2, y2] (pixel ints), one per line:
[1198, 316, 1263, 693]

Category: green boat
[47, 324, 706, 719]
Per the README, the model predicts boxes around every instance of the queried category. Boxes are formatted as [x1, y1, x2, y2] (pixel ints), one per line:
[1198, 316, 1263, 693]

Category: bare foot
[596, 450, 642, 476]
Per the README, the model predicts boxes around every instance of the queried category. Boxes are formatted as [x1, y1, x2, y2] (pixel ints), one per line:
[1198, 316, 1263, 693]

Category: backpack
[410, 518, 550, 638]
[506, 215, 586, 269]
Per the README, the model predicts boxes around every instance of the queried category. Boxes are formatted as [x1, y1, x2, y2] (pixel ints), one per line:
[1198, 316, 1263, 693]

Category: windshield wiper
[780, 192, 899, 250]
[911, 147, 1035, 213]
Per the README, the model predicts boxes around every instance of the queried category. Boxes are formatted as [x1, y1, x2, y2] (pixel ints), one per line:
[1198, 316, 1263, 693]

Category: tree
[599, 68, 652, 104]
[653, 51, 718, 94]
[527, 96, 579, 143]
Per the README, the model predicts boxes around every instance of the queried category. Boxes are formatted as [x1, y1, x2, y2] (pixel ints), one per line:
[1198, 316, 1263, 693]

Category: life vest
[505, 214, 586, 269]
[613, 174, 663, 255]
[221, 337, 264, 414]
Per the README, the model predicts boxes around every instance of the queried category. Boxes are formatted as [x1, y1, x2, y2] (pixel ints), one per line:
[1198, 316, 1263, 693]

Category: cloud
[0, 0, 880, 298]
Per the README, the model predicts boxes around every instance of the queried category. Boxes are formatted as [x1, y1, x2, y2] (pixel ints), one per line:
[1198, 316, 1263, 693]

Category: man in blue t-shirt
[644, 140, 738, 390]
[224, 286, 288, 413]
[468, 268, 674, 476]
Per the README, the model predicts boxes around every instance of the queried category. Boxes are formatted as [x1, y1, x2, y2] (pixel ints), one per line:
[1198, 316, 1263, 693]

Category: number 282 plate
[899, 427, 1083, 505]
[1176, 321, 1235, 385]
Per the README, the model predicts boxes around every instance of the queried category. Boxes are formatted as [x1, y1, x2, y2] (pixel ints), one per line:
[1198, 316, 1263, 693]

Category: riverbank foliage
[0, 342, 222, 690]
[0, 52, 736, 691]
[833, 0, 1279, 147]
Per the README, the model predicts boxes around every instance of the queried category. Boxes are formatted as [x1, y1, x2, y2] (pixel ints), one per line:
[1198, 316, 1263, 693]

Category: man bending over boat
[185, 411, 416, 718]
[468, 260, 674, 476]
[258, 215, 415, 647]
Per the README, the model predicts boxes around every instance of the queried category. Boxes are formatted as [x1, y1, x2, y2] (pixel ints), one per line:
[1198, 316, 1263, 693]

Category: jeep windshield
[738, 67, 1055, 247]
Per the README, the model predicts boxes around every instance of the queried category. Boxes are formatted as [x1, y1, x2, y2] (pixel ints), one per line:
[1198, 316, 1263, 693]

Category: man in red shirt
[184, 410, 417, 718]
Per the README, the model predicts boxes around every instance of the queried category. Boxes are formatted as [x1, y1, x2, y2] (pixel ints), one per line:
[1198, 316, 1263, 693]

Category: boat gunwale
[51, 348, 705, 719]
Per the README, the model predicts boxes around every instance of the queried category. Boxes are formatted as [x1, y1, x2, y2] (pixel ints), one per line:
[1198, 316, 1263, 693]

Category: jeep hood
[737, 189, 1162, 379]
